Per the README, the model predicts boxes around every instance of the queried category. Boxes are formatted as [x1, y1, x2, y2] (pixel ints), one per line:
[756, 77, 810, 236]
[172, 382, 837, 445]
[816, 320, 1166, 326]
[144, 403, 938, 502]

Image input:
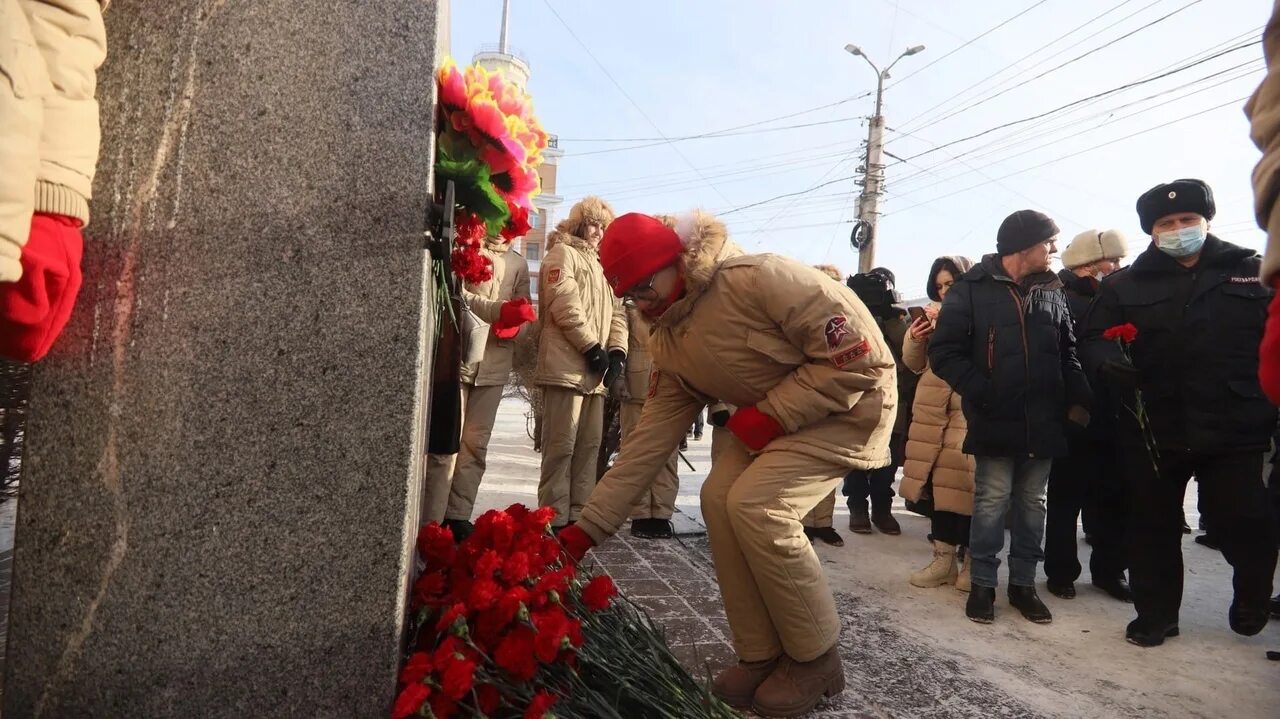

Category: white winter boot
[955, 550, 971, 593]
[910, 541, 958, 588]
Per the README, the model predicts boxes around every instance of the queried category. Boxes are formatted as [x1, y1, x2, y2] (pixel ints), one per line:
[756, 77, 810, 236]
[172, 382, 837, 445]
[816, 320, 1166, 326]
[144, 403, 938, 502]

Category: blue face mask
[1155, 223, 1206, 258]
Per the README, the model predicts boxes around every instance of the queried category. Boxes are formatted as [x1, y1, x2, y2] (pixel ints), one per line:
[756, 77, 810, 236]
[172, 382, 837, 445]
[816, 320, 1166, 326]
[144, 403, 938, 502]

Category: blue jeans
[969, 456, 1052, 589]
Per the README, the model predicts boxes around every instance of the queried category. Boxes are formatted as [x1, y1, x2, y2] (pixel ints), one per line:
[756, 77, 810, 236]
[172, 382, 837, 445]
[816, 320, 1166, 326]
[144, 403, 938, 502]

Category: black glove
[583, 343, 609, 376]
[709, 408, 731, 428]
[1100, 358, 1140, 390]
[603, 350, 626, 388]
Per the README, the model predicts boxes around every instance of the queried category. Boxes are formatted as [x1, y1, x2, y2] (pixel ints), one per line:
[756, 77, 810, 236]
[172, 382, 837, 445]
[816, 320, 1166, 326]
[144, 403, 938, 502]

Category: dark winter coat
[1083, 235, 1277, 453]
[870, 308, 918, 437]
[1058, 269, 1118, 445]
[929, 255, 1091, 458]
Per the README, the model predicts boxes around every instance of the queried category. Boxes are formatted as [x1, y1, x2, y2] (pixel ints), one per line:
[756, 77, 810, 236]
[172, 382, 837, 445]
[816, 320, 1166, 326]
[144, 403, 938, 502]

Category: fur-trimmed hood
[654, 210, 744, 327]
[555, 196, 615, 241]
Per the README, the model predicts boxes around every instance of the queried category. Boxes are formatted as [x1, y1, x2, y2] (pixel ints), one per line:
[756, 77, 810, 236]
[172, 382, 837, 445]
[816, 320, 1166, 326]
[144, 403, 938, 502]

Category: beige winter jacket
[578, 212, 898, 542]
[899, 308, 975, 516]
[534, 231, 627, 395]
[1247, 1, 1280, 286]
[0, 0, 107, 282]
[621, 305, 654, 405]
[460, 238, 530, 387]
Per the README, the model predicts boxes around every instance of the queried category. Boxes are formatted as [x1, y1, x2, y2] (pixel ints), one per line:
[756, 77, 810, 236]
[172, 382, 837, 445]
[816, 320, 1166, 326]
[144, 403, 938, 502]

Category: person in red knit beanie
[558, 210, 897, 717]
[0, 0, 111, 362]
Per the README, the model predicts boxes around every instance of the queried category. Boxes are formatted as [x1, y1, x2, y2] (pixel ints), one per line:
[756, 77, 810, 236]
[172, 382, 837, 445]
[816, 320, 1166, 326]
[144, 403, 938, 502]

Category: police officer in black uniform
[1085, 179, 1279, 647]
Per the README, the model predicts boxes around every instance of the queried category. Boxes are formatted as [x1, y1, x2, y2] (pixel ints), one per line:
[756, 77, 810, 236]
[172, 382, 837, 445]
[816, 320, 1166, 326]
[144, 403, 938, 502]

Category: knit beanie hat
[996, 210, 1059, 256]
[599, 213, 685, 296]
[1136, 179, 1215, 234]
[1061, 229, 1128, 270]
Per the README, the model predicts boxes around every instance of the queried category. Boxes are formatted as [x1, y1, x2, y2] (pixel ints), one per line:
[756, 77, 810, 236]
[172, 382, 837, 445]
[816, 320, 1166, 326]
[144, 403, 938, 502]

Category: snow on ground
[476, 398, 1279, 719]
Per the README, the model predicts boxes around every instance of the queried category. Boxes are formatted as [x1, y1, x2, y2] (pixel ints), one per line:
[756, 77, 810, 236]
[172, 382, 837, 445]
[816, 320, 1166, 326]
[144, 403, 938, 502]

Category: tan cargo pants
[538, 387, 603, 525]
[703, 427, 844, 663]
[620, 401, 679, 520]
[801, 489, 837, 528]
[423, 384, 505, 524]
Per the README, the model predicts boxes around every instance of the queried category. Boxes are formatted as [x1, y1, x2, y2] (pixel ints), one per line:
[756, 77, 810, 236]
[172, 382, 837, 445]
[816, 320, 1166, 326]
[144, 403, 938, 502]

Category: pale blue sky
[449, 0, 1272, 297]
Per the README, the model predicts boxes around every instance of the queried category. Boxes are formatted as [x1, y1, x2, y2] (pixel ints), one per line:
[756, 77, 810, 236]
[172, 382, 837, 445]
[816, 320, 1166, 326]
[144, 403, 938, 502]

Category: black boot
[1126, 617, 1179, 647]
[443, 518, 474, 543]
[808, 526, 845, 547]
[966, 586, 996, 624]
[1271, 592, 1280, 619]
[1092, 575, 1133, 603]
[1046, 579, 1076, 599]
[1008, 585, 1053, 624]
[1229, 597, 1270, 637]
[630, 518, 674, 539]
[848, 506, 872, 534]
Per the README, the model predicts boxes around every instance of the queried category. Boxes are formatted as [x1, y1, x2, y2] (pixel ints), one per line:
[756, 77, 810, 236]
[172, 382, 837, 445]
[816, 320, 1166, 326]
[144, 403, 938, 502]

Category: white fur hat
[1062, 229, 1127, 270]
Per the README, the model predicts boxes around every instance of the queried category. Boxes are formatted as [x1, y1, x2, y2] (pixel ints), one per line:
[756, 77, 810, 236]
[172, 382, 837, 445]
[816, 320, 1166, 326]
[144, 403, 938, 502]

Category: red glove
[492, 297, 536, 340]
[726, 405, 786, 451]
[1260, 279, 1280, 405]
[556, 524, 595, 563]
[0, 214, 84, 362]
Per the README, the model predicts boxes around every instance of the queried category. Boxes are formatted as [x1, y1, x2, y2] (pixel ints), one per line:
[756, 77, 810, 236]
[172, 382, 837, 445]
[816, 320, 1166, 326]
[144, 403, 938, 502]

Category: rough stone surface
[2, 2, 438, 716]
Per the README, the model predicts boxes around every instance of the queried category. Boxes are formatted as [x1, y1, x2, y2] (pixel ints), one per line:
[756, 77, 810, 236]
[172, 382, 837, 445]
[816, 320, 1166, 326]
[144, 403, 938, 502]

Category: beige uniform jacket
[0, 0, 107, 281]
[621, 305, 654, 404]
[898, 316, 975, 516]
[578, 212, 898, 542]
[1247, 1, 1280, 285]
[460, 238, 530, 387]
[534, 231, 626, 395]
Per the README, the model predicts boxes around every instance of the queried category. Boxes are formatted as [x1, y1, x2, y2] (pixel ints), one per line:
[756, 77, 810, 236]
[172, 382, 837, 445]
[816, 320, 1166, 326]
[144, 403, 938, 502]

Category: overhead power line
[562, 114, 866, 157]
[888, 0, 1056, 88]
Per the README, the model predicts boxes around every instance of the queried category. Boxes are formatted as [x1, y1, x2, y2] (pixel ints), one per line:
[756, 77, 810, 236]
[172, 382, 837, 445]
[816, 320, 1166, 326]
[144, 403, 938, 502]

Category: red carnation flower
[429, 693, 458, 719]
[476, 684, 503, 715]
[440, 656, 477, 700]
[399, 652, 433, 686]
[473, 550, 503, 581]
[503, 203, 532, 241]
[528, 507, 557, 531]
[412, 571, 448, 608]
[502, 551, 533, 585]
[433, 636, 465, 669]
[435, 603, 468, 635]
[1103, 323, 1139, 344]
[532, 606, 572, 663]
[416, 524, 455, 571]
[495, 626, 539, 681]
[505, 504, 531, 522]
[468, 578, 502, 612]
[567, 617, 583, 648]
[524, 690, 557, 719]
[581, 575, 618, 612]
[392, 683, 431, 719]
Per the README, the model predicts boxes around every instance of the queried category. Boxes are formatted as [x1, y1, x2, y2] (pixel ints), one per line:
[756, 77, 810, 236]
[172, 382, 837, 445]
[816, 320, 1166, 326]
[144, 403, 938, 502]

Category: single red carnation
[1103, 323, 1139, 344]
[435, 603, 468, 635]
[433, 636, 465, 670]
[416, 524, 455, 571]
[399, 652, 433, 686]
[581, 575, 618, 612]
[502, 551, 533, 585]
[473, 550, 503, 581]
[476, 684, 503, 715]
[392, 683, 431, 719]
[412, 571, 448, 608]
[524, 690, 557, 719]
[440, 656, 477, 700]
[468, 578, 502, 612]
[532, 606, 571, 663]
[494, 626, 538, 681]
[505, 504, 531, 522]
[528, 507, 557, 531]
[567, 617, 583, 648]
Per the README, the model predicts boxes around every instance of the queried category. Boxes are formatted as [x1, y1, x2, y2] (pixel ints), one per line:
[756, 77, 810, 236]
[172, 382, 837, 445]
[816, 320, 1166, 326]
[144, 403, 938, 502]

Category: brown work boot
[751, 647, 846, 718]
[711, 655, 780, 710]
[848, 508, 873, 534]
[871, 507, 901, 535]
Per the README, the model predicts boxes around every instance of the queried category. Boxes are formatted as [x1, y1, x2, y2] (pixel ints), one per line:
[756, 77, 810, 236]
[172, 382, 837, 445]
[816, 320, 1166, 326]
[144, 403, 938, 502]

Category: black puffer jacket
[1083, 235, 1277, 453]
[929, 255, 1091, 458]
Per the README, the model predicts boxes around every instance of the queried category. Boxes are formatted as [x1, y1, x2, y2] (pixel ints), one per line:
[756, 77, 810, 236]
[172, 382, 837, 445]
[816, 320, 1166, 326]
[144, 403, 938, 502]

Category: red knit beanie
[599, 213, 685, 296]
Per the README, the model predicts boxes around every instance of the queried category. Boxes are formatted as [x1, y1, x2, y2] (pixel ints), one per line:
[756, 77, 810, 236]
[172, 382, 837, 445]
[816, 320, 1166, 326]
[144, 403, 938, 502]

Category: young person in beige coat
[619, 303, 680, 539]
[0, 0, 108, 361]
[535, 197, 628, 528]
[899, 257, 977, 591]
[424, 236, 532, 536]
[558, 211, 897, 718]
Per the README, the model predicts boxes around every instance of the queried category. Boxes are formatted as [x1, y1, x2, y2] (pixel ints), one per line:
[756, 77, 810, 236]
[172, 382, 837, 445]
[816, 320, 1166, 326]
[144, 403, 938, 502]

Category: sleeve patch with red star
[547, 268, 561, 284]
[831, 339, 871, 368]
[824, 316, 850, 350]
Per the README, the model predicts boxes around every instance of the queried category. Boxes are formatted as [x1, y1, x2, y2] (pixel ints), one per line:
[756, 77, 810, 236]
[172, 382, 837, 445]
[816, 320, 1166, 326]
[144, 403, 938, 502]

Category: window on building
[531, 211, 543, 230]
[529, 276, 539, 296]
[525, 241, 541, 261]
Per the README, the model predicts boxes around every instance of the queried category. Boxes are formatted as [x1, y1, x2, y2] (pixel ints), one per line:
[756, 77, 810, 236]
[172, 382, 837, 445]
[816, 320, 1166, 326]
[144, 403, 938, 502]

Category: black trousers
[1125, 448, 1278, 626]
[1045, 437, 1127, 584]
[932, 510, 971, 547]
[844, 434, 906, 511]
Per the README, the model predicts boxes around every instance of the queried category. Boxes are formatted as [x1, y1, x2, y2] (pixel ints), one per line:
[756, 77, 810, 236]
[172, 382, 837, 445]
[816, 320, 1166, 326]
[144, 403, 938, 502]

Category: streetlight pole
[845, 43, 924, 273]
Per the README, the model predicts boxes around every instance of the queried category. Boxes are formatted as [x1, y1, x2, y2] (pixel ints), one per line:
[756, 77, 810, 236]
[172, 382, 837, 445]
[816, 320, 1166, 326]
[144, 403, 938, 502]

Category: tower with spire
[472, 0, 562, 300]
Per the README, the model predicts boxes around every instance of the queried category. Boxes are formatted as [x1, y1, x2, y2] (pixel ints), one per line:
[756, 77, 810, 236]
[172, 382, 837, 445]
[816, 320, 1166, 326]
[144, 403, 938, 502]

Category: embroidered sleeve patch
[547, 268, 562, 284]
[824, 316, 850, 350]
[647, 370, 660, 399]
[831, 339, 871, 368]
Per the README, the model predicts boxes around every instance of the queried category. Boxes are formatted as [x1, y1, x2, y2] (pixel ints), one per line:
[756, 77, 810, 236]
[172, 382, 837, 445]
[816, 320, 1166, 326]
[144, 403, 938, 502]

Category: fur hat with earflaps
[1062, 229, 1128, 270]
[556, 196, 615, 240]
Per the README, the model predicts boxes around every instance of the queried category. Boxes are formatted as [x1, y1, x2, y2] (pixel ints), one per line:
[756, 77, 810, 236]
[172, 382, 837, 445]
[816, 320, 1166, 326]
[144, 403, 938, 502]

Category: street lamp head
[904, 45, 925, 56]
[844, 44, 863, 57]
